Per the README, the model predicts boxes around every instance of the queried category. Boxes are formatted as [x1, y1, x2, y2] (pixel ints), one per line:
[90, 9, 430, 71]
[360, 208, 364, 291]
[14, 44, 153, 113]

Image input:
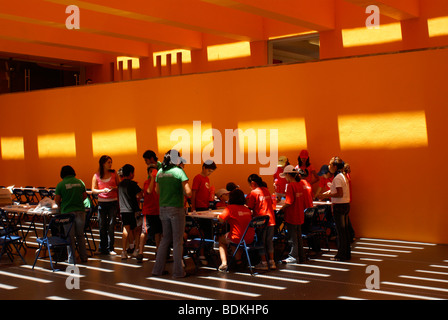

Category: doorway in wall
[268, 33, 320, 65]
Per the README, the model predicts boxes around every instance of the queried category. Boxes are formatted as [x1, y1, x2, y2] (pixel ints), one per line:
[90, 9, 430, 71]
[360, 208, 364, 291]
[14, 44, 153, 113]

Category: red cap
[299, 149, 309, 158]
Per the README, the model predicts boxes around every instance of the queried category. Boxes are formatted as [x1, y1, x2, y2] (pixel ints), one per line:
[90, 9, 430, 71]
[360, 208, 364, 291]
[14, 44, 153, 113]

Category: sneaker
[218, 264, 228, 272]
[269, 260, 276, 270]
[121, 251, 128, 260]
[254, 261, 269, 270]
[136, 254, 143, 263]
[109, 250, 117, 256]
[282, 256, 297, 264]
[132, 249, 139, 258]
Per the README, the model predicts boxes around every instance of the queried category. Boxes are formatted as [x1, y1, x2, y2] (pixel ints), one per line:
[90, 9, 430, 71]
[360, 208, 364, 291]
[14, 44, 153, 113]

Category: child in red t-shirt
[191, 160, 217, 212]
[273, 156, 289, 201]
[278, 165, 313, 264]
[218, 189, 254, 272]
[314, 164, 334, 200]
[136, 165, 160, 262]
[246, 174, 276, 270]
[215, 188, 229, 209]
[191, 160, 217, 264]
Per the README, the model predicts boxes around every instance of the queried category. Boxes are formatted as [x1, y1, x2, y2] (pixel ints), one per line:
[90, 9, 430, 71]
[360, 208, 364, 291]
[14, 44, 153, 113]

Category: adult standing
[319, 156, 351, 261]
[91, 155, 120, 255]
[152, 150, 192, 278]
[54, 165, 88, 263]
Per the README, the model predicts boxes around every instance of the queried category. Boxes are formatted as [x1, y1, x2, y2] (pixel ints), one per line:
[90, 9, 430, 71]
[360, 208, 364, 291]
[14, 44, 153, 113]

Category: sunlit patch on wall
[153, 50, 192, 67]
[92, 128, 137, 157]
[156, 122, 213, 162]
[427, 16, 448, 37]
[116, 57, 140, 70]
[237, 118, 307, 153]
[207, 41, 251, 61]
[342, 23, 402, 47]
[338, 111, 428, 150]
[38, 133, 76, 158]
[1, 137, 25, 160]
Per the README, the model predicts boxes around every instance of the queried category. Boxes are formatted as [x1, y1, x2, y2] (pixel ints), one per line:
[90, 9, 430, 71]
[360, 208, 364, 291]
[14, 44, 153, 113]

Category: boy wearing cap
[314, 164, 334, 200]
[215, 188, 229, 209]
[278, 165, 313, 264]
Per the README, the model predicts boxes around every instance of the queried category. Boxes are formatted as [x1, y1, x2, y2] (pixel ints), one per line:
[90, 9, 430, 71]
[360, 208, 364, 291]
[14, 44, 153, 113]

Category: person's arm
[190, 190, 197, 211]
[54, 194, 62, 207]
[183, 181, 192, 198]
[279, 202, 291, 212]
[91, 174, 110, 194]
[320, 187, 343, 199]
[313, 186, 322, 199]
[147, 172, 155, 194]
[310, 170, 320, 185]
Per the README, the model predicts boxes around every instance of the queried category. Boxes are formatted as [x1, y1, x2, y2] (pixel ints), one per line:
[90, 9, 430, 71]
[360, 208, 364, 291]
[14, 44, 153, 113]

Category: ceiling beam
[0, 18, 150, 58]
[344, 0, 419, 20]
[45, 0, 265, 41]
[202, 0, 335, 31]
[0, 39, 108, 65]
[1, 0, 202, 50]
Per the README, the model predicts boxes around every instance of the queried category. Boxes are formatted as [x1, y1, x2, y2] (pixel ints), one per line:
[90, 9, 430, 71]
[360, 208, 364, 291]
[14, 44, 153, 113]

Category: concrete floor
[1, 220, 448, 305]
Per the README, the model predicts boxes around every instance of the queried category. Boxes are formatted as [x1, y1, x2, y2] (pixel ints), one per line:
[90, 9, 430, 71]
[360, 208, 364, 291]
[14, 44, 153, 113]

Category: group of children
[55, 148, 352, 273]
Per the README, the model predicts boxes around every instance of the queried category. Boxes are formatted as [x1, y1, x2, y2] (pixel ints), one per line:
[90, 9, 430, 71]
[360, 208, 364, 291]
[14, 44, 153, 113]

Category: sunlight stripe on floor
[0, 283, 17, 290]
[429, 265, 448, 269]
[146, 277, 260, 297]
[361, 289, 443, 300]
[338, 296, 368, 300]
[359, 258, 383, 262]
[382, 281, 448, 293]
[355, 242, 424, 250]
[0, 270, 52, 283]
[416, 270, 448, 276]
[279, 269, 330, 277]
[88, 258, 142, 268]
[312, 259, 367, 267]
[399, 275, 448, 284]
[40, 260, 114, 273]
[84, 288, 142, 300]
[198, 276, 287, 290]
[21, 265, 85, 278]
[233, 272, 310, 284]
[117, 282, 212, 300]
[351, 250, 397, 258]
[290, 263, 349, 272]
[359, 238, 436, 246]
[354, 246, 411, 254]
[47, 296, 70, 300]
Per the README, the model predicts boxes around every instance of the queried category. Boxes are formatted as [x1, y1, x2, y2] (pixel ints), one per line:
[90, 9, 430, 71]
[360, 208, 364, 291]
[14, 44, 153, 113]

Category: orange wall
[1, 47, 447, 244]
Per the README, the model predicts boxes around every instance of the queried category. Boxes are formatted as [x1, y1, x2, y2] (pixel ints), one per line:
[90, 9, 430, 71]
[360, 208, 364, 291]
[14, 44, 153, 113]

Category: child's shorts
[142, 215, 162, 235]
[121, 211, 137, 230]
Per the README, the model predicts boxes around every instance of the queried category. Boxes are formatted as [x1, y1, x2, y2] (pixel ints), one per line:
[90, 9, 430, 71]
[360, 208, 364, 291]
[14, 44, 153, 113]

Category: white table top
[187, 210, 222, 219]
[1, 204, 59, 215]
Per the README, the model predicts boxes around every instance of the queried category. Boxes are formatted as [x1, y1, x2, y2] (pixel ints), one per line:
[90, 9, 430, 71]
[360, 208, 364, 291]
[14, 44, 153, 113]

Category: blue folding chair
[227, 215, 270, 275]
[0, 211, 26, 264]
[32, 213, 75, 271]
